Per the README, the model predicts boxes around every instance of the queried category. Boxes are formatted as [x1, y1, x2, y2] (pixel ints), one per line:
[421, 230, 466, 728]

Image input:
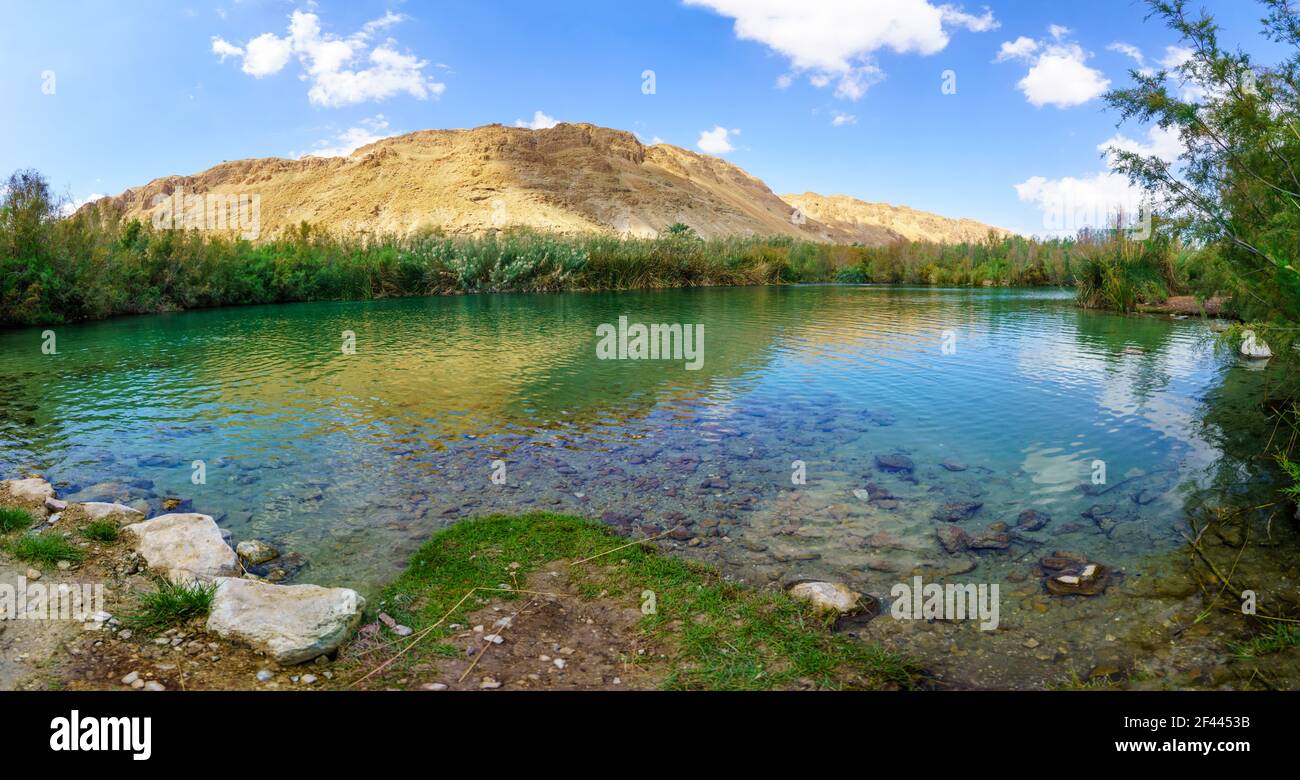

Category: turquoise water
[0, 286, 1243, 599]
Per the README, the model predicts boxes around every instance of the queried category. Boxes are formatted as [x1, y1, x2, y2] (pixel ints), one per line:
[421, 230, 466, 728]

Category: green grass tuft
[7, 532, 85, 565]
[79, 519, 120, 542]
[120, 577, 218, 634]
[1230, 623, 1300, 659]
[0, 506, 36, 533]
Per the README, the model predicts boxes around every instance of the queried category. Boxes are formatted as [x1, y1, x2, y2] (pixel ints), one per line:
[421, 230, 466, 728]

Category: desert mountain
[99, 123, 1007, 245]
[783, 192, 1012, 245]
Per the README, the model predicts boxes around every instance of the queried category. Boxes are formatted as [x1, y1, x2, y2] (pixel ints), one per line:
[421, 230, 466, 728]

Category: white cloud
[242, 32, 293, 77]
[1014, 171, 1144, 233]
[1158, 45, 1193, 69]
[996, 27, 1109, 108]
[211, 36, 244, 62]
[211, 10, 445, 107]
[684, 0, 998, 100]
[995, 36, 1039, 62]
[831, 111, 857, 126]
[1015, 126, 1182, 234]
[293, 115, 397, 158]
[1107, 42, 1155, 77]
[1100, 125, 1182, 166]
[514, 110, 559, 130]
[697, 126, 739, 154]
[941, 5, 999, 33]
[59, 193, 105, 217]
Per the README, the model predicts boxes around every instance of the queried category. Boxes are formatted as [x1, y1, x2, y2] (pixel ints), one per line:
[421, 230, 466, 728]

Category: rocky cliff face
[98, 122, 1008, 244]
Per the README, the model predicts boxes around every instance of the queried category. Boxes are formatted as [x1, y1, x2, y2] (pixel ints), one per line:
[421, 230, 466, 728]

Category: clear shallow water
[0, 286, 1240, 598]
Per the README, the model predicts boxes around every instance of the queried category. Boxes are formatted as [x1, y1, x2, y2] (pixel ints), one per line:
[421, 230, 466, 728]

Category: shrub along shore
[1, 169, 1222, 328]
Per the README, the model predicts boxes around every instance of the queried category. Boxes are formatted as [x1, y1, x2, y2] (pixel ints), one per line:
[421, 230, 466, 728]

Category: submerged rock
[122, 513, 240, 583]
[236, 539, 280, 566]
[80, 502, 145, 521]
[1039, 550, 1089, 571]
[1016, 509, 1050, 531]
[940, 458, 968, 472]
[935, 524, 971, 553]
[206, 577, 365, 664]
[932, 500, 983, 523]
[969, 529, 1011, 550]
[874, 454, 915, 474]
[1045, 562, 1109, 596]
[787, 581, 863, 615]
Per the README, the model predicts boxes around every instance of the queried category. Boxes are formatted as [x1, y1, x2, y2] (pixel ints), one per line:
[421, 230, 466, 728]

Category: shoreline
[0, 476, 920, 691]
[0, 279, 1232, 332]
[4, 461, 1294, 691]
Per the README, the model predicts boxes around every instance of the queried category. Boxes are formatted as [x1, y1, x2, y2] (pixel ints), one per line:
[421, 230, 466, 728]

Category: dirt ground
[343, 565, 667, 691]
[1138, 295, 1228, 317]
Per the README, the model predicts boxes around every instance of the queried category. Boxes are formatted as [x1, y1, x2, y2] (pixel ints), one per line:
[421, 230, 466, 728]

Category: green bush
[0, 168, 1212, 326]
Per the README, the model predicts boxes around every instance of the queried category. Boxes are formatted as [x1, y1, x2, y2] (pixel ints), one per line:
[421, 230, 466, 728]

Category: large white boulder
[122, 513, 240, 583]
[2, 478, 54, 505]
[206, 577, 366, 664]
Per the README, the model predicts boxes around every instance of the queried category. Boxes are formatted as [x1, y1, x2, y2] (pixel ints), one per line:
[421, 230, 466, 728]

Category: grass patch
[1230, 623, 1300, 659]
[361, 512, 921, 691]
[79, 519, 120, 542]
[0, 506, 36, 533]
[7, 532, 85, 565]
[120, 577, 218, 634]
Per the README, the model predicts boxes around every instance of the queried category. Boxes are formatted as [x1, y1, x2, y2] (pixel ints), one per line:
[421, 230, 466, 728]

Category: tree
[1105, 0, 1300, 322]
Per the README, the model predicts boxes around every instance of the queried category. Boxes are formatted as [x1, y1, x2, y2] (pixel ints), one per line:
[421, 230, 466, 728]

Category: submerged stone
[81, 502, 145, 520]
[1045, 562, 1109, 596]
[874, 454, 915, 474]
[236, 539, 280, 565]
[935, 524, 970, 554]
[932, 501, 983, 523]
[1016, 509, 1050, 531]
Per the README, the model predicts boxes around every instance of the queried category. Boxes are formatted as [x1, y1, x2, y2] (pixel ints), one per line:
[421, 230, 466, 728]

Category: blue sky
[0, 0, 1286, 235]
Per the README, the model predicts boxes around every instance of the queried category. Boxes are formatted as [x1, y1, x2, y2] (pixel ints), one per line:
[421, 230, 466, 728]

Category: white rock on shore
[2, 478, 54, 504]
[206, 577, 365, 665]
[1240, 332, 1272, 359]
[122, 513, 240, 583]
[787, 581, 862, 614]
